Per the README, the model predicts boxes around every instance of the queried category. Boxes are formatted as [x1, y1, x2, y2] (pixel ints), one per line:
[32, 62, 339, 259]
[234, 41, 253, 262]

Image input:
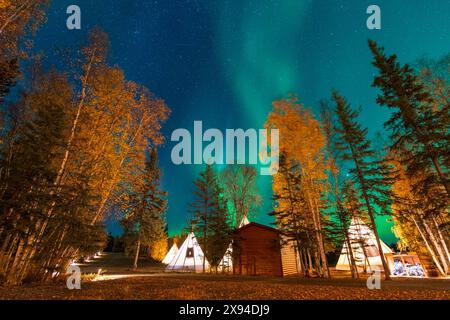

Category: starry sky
[33, 0, 450, 245]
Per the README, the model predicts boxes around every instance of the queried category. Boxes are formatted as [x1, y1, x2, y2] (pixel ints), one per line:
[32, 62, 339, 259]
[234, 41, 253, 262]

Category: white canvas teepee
[217, 216, 250, 273]
[166, 231, 209, 273]
[336, 217, 392, 272]
[162, 243, 178, 264]
[238, 215, 250, 228]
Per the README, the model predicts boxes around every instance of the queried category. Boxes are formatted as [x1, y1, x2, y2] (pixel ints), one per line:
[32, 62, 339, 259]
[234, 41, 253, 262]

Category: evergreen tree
[332, 91, 395, 279]
[271, 153, 310, 277]
[190, 164, 231, 272]
[341, 179, 375, 272]
[122, 148, 168, 269]
[369, 40, 449, 197]
[208, 185, 232, 272]
[320, 102, 359, 278]
[0, 68, 74, 282]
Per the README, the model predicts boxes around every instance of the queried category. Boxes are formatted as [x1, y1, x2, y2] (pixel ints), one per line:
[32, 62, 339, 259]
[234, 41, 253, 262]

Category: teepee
[217, 215, 250, 273]
[166, 231, 209, 273]
[336, 217, 392, 272]
[162, 243, 178, 264]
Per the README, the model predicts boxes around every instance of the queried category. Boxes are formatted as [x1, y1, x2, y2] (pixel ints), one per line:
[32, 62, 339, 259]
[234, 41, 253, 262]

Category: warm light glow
[91, 274, 158, 282]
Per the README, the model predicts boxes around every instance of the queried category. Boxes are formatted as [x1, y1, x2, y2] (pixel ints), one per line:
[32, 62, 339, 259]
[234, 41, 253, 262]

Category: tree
[149, 238, 168, 262]
[332, 90, 395, 279]
[0, 28, 170, 284]
[341, 179, 375, 272]
[265, 95, 331, 278]
[0, 58, 19, 106]
[122, 149, 168, 269]
[271, 153, 310, 276]
[369, 40, 449, 197]
[220, 165, 261, 226]
[0, 67, 74, 283]
[389, 151, 449, 276]
[0, 0, 49, 142]
[320, 102, 359, 278]
[190, 165, 231, 272]
[0, 1, 49, 40]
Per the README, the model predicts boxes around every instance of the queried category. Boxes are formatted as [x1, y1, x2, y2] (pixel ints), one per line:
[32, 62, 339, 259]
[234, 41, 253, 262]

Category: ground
[0, 253, 448, 300]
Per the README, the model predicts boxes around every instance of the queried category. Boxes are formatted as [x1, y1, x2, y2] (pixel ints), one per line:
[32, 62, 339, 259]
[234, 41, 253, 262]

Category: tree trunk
[133, 236, 141, 270]
[90, 116, 146, 225]
[351, 150, 391, 279]
[412, 216, 446, 276]
[432, 217, 450, 267]
[15, 51, 98, 278]
[342, 218, 358, 279]
[306, 192, 329, 278]
[430, 155, 450, 197]
[294, 239, 306, 277]
[423, 220, 448, 273]
[0, 1, 33, 34]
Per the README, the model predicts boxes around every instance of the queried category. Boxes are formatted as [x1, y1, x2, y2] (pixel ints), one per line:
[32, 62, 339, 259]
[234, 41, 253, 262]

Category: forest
[0, 1, 448, 287]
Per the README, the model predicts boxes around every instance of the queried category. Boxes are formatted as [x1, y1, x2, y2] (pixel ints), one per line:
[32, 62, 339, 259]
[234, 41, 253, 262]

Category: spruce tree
[190, 164, 231, 272]
[271, 153, 310, 277]
[320, 101, 359, 278]
[332, 91, 395, 279]
[122, 148, 168, 269]
[369, 40, 449, 197]
[208, 184, 232, 272]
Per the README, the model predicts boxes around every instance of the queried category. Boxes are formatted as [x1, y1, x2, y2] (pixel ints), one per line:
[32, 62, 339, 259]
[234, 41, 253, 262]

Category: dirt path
[77, 252, 165, 275]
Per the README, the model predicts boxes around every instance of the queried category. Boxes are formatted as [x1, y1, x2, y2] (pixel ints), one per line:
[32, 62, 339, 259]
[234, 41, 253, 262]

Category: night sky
[32, 0, 450, 245]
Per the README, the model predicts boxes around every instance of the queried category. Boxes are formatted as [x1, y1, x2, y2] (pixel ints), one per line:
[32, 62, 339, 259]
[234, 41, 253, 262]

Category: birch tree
[265, 95, 331, 278]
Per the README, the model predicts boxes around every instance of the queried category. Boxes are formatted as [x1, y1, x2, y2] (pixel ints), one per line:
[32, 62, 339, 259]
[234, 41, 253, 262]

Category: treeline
[0, 2, 170, 284]
[268, 41, 449, 278]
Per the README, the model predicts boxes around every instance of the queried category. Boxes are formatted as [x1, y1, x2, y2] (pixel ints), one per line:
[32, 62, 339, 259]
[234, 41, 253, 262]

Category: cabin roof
[236, 222, 289, 236]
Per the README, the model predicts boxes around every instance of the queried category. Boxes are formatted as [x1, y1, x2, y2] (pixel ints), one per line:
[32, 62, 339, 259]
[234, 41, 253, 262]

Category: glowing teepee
[162, 243, 178, 264]
[238, 215, 250, 228]
[166, 231, 209, 273]
[336, 217, 392, 272]
[218, 215, 250, 273]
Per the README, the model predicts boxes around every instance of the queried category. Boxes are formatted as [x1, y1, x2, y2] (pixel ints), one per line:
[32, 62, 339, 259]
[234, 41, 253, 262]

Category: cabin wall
[280, 237, 301, 276]
[234, 227, 283, 276]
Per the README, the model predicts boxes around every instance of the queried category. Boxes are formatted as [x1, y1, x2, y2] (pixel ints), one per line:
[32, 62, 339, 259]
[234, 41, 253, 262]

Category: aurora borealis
[33, 0, 450, 244]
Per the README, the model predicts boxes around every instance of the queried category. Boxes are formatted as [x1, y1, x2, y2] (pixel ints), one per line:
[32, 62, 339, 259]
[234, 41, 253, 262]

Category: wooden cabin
[233, 222, 301, 277]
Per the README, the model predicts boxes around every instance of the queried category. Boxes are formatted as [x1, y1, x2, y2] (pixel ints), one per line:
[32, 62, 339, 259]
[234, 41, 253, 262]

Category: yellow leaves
[150, 239, 168, 262]
[266, 95, 330, 231]
[0, 0, 11, 9]
[265, 96, 328, 176]
[388, 152, 422, 213]
[0, 1, 50, 57]
[265, 95, 329, 189]
[57, 29, 170, 224]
